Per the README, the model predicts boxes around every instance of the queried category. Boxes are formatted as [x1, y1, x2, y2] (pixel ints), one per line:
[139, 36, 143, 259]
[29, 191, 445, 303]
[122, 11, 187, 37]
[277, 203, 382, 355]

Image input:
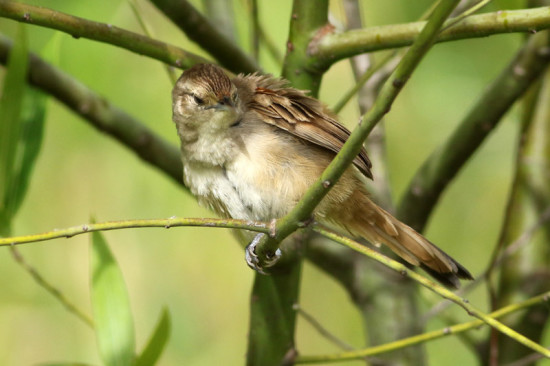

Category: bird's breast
[182, 129, 322, 221]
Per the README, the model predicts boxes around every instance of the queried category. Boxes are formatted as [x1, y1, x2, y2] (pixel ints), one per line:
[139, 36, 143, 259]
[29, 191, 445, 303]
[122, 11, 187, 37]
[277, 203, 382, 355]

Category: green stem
[396, 31, 550, 231]
[257, 0, 461, 261]
[312, 6, 550, 71]
[313, 226, 550, 359]
[0, 1, 207, 69]
[246, 2, 329, 365]
[0, 217, 269, 247]
[295, 290, 550, 363]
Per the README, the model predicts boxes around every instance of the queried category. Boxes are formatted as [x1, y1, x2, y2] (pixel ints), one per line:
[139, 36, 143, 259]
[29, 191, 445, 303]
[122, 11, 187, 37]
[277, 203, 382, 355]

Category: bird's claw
[245, 233, 282, 275]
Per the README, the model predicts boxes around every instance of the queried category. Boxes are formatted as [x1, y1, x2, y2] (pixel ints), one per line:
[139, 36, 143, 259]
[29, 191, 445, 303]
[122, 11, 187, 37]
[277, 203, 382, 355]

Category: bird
[171, 63, 472, 288]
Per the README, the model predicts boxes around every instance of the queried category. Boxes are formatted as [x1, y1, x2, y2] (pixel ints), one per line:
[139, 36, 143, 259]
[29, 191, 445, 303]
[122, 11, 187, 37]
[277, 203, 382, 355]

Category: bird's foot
[245, 233, 282, 275]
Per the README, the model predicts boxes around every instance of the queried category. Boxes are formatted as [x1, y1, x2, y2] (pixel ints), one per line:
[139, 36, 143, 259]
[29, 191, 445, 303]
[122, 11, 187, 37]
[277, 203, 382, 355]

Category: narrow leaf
[9, 87, 47, 218]
[90, 230, 136, 366]
[135, 307, 171, 366]
[0, 23, 29, 233]
[38, 363, 96, 366]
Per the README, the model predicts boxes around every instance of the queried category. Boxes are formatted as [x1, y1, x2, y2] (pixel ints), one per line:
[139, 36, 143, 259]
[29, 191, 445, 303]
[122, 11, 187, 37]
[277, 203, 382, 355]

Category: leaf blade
[0, 23, 29, 233]
[135, 307, 171, 366]
[90, 230, 136, 366]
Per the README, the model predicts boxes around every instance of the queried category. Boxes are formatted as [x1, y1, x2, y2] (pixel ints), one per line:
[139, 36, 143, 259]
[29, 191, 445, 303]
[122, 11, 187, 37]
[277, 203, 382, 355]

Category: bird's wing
[236, 74, 373, 180]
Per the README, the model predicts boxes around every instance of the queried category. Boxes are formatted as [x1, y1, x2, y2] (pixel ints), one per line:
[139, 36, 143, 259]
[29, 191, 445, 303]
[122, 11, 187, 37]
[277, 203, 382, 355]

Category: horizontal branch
[0, 1, 208, 70]
[1, 215, 548, 358]
[312, 226, 550, 359]
[295, 289, 550, 363]
[0, 34, 185, 188]
[313, 6, 550, 70]
[0, 217, 269, 246]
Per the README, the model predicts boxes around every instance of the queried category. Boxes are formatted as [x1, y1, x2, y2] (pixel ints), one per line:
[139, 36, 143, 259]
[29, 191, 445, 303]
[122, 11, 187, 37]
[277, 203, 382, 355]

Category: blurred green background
[0, 0, 541, 365]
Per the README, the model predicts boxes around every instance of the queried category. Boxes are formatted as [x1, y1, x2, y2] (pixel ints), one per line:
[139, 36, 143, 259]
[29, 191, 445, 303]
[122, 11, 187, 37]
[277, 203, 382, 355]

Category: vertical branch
[246, 2, 329, 365]
[488, 48, 550, 365]
[281, 0, 329, 95]
[341, 2, 426, 365]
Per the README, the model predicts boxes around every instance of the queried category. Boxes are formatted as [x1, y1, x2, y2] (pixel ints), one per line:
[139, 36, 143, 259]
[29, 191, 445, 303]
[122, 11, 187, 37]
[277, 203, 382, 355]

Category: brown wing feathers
[242, 75, 373, 179]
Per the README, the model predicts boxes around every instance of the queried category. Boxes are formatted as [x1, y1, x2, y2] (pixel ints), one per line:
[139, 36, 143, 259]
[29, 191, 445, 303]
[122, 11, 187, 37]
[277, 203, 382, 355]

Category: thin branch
[9, 247, 94, 327]
[149, 0, 258, 74]
[294, 304, 355, 351]
[0, 217, 269, 247]
[423, 206, 550, 321]
[0, 34, 185, 189]
[396, 31, 550, 231]
[295, 289, 550, 364]
[127, 0, 178, 83]
[441, 0, 493, 32]
[0, 1, 208, 70]
[312, 6, 550, 70]
[312, 225, 550, 359]
[255, 0, 461, 264]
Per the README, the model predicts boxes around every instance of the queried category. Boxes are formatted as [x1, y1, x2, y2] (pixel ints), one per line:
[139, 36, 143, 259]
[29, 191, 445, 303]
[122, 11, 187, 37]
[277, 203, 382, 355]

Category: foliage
[1, 0, 550, 365]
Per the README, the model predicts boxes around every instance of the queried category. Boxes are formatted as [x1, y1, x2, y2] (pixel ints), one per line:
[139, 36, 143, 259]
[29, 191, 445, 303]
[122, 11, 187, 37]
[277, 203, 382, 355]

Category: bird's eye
[193, 95, 205, 105]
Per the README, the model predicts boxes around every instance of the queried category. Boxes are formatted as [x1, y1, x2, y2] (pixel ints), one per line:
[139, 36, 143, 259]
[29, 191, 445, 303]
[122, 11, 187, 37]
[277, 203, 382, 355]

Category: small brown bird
[172, 63, 472, 288]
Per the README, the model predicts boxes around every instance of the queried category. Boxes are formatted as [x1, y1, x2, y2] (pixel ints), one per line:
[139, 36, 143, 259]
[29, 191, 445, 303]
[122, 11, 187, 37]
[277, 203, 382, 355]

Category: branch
[255, 0, 461, 263]
[492, 64, 550, 364]
[0, 217, 269, 247]
[0, 1, 208, 69]
[312, 225, 550, 359]
[312, 6, 550, 70]
[0, 34, 185, 189]
[397, 30, 550, 231]
[246, 2, 329, 365]
[295, 290, 550, 363]
[149, 0, 259, 74]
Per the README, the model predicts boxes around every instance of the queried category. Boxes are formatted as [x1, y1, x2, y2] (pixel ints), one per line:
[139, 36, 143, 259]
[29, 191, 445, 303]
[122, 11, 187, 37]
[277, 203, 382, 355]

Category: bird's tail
[344, 194, 473, 288]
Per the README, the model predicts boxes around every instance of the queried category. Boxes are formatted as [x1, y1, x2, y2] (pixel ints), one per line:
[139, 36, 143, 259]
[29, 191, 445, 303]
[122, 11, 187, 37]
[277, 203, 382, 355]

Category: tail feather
[344, 194, 473, 288]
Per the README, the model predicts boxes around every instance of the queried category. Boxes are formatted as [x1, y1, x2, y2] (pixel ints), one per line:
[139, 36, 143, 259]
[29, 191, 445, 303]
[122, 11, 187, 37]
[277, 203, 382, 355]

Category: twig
[423, 206, 550, 321]
[0, 1, 208, 70]
[295, 289, 550, 363]
[441, 0, 493, 31]
[0, 217, 268, 247]
[9, 246, 94, 327]
[293, 304, 355, 351]
[127, 0, 178, 83]
[312, 225, 550, 359]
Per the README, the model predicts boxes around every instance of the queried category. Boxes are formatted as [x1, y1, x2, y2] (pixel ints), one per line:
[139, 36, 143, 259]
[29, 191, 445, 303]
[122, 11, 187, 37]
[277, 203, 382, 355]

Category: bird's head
[172, 64, 241, 139]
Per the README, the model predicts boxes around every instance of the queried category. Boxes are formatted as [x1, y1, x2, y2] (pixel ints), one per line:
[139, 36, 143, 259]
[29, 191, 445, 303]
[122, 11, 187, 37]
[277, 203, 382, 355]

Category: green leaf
[38, 363, 96, 366]
[90, 230, 136, 366]
[135, 307, 171, 366]
[8, 87, 47, 220]
[0, 23, 29, 234]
